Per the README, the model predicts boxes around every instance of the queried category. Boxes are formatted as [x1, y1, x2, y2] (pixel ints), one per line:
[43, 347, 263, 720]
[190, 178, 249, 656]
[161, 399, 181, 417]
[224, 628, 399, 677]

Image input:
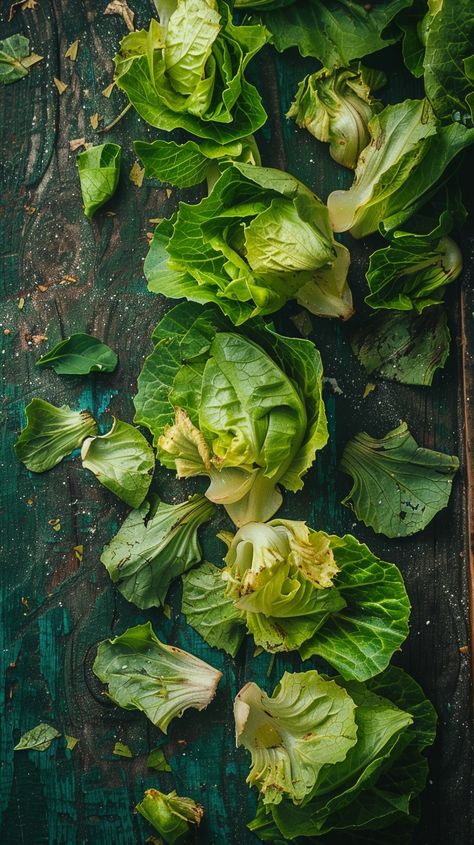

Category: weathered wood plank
[0, 2, 472, 844]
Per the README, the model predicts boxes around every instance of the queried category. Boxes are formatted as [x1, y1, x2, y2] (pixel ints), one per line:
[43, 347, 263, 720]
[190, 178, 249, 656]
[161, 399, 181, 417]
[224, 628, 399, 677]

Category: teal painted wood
[0, 2, 473, 844]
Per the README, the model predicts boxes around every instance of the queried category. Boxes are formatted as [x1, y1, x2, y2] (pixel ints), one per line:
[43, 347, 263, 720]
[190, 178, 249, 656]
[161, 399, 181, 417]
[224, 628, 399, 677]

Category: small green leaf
[65, 735, 79, 750]
[81, 417, 154, 508]
[0, 34, 43, 85]
[14, 723, 61, 752]
[147, 747, 172, 772]
[340, 422, 459, 537]
[113, 741, 133, 758]
[36, 333, 118, 375]
[77, 143, 121, 218]
[15, 398, 98, 473]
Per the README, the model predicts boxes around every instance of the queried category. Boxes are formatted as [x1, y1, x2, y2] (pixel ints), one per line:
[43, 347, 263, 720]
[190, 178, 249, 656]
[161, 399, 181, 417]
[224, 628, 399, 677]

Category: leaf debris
[65, 39, 79, 61]
[104, 0, 135, 32]
[129, 161, 144, 187]
[53, 77, 68, 95]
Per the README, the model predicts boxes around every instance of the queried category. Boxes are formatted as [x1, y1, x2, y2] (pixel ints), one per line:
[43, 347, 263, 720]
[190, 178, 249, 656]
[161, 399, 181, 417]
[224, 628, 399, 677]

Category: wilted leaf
[69, 137, 87, 151]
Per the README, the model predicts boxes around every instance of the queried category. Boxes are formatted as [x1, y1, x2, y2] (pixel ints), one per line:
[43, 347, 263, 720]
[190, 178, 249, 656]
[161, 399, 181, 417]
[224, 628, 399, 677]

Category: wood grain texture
[0, 2, 472, 844]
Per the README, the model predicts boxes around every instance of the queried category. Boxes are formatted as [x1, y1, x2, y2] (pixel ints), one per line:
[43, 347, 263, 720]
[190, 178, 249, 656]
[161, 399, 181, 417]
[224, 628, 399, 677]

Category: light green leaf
[182, 562, 246, 657]
[164, 0, 220, 96]
[101, 494, 214, 608]
[65, 735, 79, 750]
[351, 308, 451, 387]
[113, 741, 133, 757]
[234, 671, 357, 805]
[147, 747, 172, 771]
[15, 398, 97, 473]
[77, 143, 121, 218]
[340, 422, 459, 537]
[135, 136, 259, 189]
[36, 333, 118, 375]
[14, 723, 61, 752]
[136, 789, 203, 844]
[93, 622, 222, 731]
[0, 34, 43, 85]
[81, 417, 154, 508]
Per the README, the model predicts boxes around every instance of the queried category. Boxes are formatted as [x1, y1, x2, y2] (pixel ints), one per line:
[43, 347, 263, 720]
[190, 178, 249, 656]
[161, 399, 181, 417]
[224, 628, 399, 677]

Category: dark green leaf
[77, 143, 121, 218]
[423, 0, 474, 122]
[36, 333, 118, 375]
[147, 747, 172, 772]
[14, 723, 61, 752]
[15, 398, 97, 473]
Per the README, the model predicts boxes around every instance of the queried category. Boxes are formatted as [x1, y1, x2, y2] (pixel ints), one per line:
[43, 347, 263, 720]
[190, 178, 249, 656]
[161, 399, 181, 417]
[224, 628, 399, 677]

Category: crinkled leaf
[182, 562, 246, 657]
[136, 788, 203, 844]
[14, 723, 61, 752]
[77, 143, 121, 218]
[93, 621, 222, 732]
[100, 494, 214, 608]
[0, 34, 43, 85]
[81, 417, 154, 508]
[423, 0, 474, 122]
[235, 671, 358, 805]
[340, 422, 459, 537]
[15, 398, 97, 472]
[351, 308, 451, 387]
[36, 333, 118, 375]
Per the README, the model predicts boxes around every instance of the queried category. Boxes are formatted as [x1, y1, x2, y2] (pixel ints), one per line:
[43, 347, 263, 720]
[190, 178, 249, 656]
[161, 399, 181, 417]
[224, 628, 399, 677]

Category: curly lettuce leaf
[77, 143, 121, 219]
[81, 417, 154, 508]
[351, 308, 451, 387]
[93, 621, 222, 732]
[36, 333, 118, 375]
[101, 494, 214, 608]
[136, 788, 203, 844]
[15, 398, 97, 473]
[182, 561, 246, 656]
[340, 422, 459, 537]
[235, 671, 357, 805]
[135, 136, 258, 188]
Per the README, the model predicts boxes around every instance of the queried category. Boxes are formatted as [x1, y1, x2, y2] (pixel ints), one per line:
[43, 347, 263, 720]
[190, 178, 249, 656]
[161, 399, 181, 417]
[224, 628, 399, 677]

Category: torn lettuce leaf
[100, 494, 214, 608]
[183, 524, 410, 681]
[113, 4, 268, 143]
[134, 301, 328, 526]
[136, 788, 203, 844]
[93, 621, 222, 732]
[147, 747, 172, 772]
[422, 0, 474, 123]
[145, 162, 352, 322]
[235, 671, 358, 805]
[248, 666, 436, 843]
[77, 143, 121, 218]
[340, 422, 459, 537]
[242, 0, 412, 67]
[351, 308, 451, 387]
[365, 209, 463, 311]
[328, 98, 474, 238]
[288, 63, 386, 169]
[135, 134, 260, 190]
[36, 333, 118, 375]
[14, 723, 61, 752]
[15, 398, 98, 473]
[81, 417, 154, 508]
[0, 34, 43, 85]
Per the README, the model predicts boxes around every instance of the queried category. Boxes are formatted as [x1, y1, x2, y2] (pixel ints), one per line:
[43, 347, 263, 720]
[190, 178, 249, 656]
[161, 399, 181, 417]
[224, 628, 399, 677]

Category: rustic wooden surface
[0, 2, 473, 844]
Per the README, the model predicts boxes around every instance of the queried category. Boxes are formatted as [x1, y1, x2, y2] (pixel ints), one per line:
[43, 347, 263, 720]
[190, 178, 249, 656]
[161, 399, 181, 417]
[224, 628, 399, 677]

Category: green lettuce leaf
[77, 143, 121, 219]
[100, 494, 214, 608]
[147, 747, 172, 771]
[113, 4, 268, 143]
[234, 671, 358, 805]
[136, 788, 203, 844]
[351, 308, 451, 387]
[145, 162, 352, 322]
[0, 34, 43, 85]
[328, 98, 474, 238]
[81, 418, 154, 508]
[423, 0, 474, 122]
[182, 562, 246, 657]
[14, 723, 61, 752]
[247, 0, 412, 67]
[288, 63, 386, 170]
[15, 398, 98, 472]
[36, 333, 118, 375]
[340, 421, 459, 537]
[93, 621, 222, 731]
[134, 302, 328, 526]
[365, 211, 463, 312]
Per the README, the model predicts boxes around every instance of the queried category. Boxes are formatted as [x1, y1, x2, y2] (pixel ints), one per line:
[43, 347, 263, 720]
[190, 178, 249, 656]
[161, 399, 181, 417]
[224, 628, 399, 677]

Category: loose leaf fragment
[113, 741, 133, 757]
[0, 34, 43, 85]
[90, 112, 100, 130]
[93, 622, 222, 731]
[77, 143, 121, 218]
[36, 332, 118, 375]
[340, 422, 459, 537]
[105, 0, 135, 31]
[81, 417, 154, 508]
[136, 789, 203, 844]
[102, 81, 115, 98]
[65, 39, 79, 61]
[129, 161, 144, 187]
[53, 77, 68, 94]
[14, 723, 61, 752]
[147, 747, 171, 772]
[351, 308, 451, 387]
[65, 735, 79, 750]
[101, 494, 214, 608]
[15, 398, 98, 473]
